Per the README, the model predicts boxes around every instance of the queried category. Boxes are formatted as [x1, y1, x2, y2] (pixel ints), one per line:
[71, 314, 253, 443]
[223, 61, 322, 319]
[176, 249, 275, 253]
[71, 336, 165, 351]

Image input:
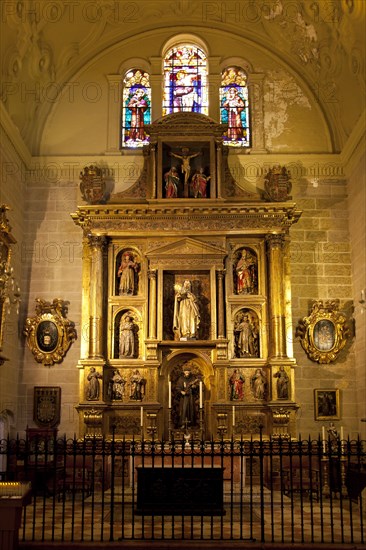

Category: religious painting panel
[162, 142, 211, 199]
[233, 247, 258, 295]
[314, 389, 340, 421]
[163, 271, 210, 341]
[296, 300, 348, 363]
[233, 308, 260, 358]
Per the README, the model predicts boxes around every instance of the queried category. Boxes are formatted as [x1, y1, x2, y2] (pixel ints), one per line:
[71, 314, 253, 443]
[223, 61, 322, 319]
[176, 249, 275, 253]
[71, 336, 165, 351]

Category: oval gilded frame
[24, 299, 77, 366]
[296, 300, 348, 364]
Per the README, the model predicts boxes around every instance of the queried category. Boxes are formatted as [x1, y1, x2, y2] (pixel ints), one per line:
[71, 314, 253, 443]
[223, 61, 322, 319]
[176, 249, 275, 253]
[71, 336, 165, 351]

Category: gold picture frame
[24, 298, 77, 366]
[296, 300, 348, 364]
[314, 389, 340, 421]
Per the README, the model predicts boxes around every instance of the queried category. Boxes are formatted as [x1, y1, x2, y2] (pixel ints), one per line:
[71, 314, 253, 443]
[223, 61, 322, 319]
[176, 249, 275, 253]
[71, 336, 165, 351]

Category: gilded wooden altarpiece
[0, 205, 18, 365]
[72, 113, 302, 440]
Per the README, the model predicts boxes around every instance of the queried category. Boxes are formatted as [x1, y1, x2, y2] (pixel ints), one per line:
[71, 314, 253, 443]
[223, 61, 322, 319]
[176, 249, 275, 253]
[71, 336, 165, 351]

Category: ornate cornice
[71, 202, 302, 235]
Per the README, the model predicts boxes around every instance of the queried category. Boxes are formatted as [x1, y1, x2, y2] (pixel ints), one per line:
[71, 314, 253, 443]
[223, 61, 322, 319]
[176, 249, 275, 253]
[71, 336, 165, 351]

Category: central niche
[163, 271, 211, 341]
[162, 142, 211, 199]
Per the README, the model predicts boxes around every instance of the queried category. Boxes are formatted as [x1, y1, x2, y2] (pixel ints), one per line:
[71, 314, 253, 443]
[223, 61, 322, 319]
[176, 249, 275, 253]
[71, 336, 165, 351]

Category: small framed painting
[314, 389, 340, 421]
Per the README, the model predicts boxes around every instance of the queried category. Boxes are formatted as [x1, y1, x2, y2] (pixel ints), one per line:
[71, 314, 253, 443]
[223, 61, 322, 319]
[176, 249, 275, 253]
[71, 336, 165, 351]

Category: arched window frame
[121, 68, 151, 148]
[220, 66, 251, 148]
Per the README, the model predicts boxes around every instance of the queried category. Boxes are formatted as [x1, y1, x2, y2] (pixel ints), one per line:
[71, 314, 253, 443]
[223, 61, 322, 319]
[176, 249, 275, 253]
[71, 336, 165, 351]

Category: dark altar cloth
[136, 466, 225, 516]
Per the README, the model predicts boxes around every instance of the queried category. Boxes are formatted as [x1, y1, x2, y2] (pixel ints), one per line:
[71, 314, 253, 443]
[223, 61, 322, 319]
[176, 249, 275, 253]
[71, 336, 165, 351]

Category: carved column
[217, 270, 226, 339]
[148, 269, 157, 339]
[88, 235, 107, 359]
[266, 234, 287, 358]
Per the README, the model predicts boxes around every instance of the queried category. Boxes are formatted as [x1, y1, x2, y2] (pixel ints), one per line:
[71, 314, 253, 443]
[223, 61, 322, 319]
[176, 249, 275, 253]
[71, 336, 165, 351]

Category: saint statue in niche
[119, 314, 138, 358]
[234, 310, 259, 358]
[274, 366, 290, 399]
[173, 280, 200, 340]
[117, 251, 139, 295]
[234, 248, 258, 295]
[175, 364, 200, 428]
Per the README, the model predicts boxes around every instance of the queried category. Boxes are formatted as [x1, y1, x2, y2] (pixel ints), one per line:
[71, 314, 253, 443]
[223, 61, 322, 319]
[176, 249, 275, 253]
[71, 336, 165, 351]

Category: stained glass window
[163, 45, 208, 116]
[220, 67, 250, 147]
[122, 69, 151, 148]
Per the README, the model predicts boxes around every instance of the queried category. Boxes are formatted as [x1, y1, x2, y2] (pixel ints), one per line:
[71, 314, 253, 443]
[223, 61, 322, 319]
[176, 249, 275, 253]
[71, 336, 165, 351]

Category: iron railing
[0, 434, 365, 545]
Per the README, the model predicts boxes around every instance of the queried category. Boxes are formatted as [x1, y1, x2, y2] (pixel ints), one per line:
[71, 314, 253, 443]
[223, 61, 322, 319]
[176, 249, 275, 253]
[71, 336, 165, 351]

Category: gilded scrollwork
[24, 298, 77, 366]
[296, 300, 348, 364]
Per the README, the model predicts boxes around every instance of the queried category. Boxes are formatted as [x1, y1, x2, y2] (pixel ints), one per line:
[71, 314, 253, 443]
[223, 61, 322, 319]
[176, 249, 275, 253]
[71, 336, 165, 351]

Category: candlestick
[199, 381, 203, 409]
[340, 426, 344, 453]
[168, 381, 172, 409]
[140, 406, 143, 427]
[232, 405, 235, 427]
[322, 426, 326, 454]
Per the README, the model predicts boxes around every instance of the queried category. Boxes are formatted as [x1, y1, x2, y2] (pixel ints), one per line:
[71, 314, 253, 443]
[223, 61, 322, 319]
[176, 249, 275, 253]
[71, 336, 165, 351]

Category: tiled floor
[20, 485, 365, 545]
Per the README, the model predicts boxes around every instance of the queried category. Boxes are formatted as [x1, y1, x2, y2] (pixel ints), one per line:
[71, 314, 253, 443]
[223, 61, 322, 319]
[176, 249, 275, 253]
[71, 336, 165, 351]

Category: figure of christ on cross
[170, 148, 201, 196]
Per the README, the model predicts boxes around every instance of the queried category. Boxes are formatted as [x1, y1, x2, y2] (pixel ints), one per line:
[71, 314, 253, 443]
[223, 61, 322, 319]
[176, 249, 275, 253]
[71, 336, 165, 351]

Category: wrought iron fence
[0, 434, 365, 545]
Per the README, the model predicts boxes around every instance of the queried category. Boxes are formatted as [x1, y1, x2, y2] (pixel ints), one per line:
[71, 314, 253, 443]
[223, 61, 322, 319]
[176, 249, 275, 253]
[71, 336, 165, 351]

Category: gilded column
[266, 234, 287, 358]
[148, 269, 157, 339]
[88, 234, 107, 359]
[217, 270, 226, 339]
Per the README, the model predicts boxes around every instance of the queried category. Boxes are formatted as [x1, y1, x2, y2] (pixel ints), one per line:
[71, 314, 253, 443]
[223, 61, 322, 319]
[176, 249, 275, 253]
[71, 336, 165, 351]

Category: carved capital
[266, 233, 285, 251]
[148, 269, 157, 281]
[87, 234, 107, 250]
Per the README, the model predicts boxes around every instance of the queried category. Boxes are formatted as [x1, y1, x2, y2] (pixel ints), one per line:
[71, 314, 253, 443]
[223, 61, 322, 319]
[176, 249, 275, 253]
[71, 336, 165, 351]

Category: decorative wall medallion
[24, 299, 77, 366]
[34, 386, 61, 428]
[296, 300, 348, 363]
